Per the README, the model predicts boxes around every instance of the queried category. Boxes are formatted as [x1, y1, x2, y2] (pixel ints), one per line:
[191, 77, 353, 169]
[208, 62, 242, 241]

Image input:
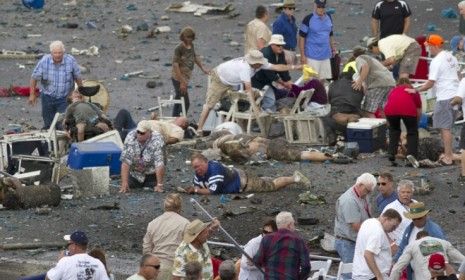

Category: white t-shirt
[408, 226, 424, 245]
[352, 218, 392, 280]
[428, 50, 459, 100]
[216, 57, 271, 86]
[47, 253, 109, 280]
[239, 234, 264, 280]
[382, 199, 416, 245]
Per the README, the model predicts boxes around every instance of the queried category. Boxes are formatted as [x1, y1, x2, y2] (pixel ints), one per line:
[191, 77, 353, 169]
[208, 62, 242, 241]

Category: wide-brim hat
[269, 34, 286, 46]
[283, 0, 296, 8]
[183, 219, 211, 243]
[404, 202, 431, 219]
[245, 50, 268, 65]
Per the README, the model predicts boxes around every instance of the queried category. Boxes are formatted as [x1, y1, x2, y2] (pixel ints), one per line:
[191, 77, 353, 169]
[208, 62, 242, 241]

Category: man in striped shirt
[186, 153, 310, 195]
[29, 40, 83, 129]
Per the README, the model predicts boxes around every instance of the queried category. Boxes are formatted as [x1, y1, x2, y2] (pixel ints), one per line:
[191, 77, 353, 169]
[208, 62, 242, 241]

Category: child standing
[171, 26, 210, 117]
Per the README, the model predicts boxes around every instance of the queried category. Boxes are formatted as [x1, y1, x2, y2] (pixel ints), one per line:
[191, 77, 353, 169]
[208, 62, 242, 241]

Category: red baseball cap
[428, 253, 445, 270]
[425, 34, 444, 47]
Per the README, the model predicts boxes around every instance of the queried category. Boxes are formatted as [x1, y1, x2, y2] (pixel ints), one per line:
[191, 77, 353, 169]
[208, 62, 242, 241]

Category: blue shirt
[375, 191, 398, 213]
[193, 161, 241, 194]
[31, 53, 82, 98]
[272, 12, 298, 50]
[299, 12, 333, 60]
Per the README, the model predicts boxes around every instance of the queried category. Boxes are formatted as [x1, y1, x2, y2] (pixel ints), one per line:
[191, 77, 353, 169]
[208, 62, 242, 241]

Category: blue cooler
[67, 142, 122, 175]
[346, 118, 387, 153]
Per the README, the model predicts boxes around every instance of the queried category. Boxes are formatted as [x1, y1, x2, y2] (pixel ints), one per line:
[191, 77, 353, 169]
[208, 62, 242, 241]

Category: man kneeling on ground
[184, 153, 310, 195]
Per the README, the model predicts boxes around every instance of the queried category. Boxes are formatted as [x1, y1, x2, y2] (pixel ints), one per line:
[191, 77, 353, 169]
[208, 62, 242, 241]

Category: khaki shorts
[306, 57, 332, 80]
[266, 138, 301, 162]
[237, 169, 276, 192]
[399, 42, 421, 75]
[205, 69, 233, 108]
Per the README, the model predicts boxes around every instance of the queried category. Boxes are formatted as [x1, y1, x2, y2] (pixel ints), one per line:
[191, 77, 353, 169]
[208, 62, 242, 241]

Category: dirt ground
[1, 0, 465, 279]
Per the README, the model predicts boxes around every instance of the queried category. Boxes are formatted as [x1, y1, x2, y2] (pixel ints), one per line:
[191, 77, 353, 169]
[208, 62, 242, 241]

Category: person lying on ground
[62, 90, 112, 142]
[184, 153, 310, 195]
[113, 109, 188, 144]
[201, 130, 333, 164]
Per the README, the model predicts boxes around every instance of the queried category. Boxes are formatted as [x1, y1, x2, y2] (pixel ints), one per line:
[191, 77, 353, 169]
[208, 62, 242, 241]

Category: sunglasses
[145, 264, 161, 270]
[137, 130, 146, 135]
[262, 229, 273, 234]
[285, 7, 295, 10]
[377, 182, 387, 186]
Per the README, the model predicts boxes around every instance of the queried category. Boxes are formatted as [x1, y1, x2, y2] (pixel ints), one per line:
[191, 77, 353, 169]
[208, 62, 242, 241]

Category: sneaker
[406, 155, 420, 168]
[294, 170, 311, 187]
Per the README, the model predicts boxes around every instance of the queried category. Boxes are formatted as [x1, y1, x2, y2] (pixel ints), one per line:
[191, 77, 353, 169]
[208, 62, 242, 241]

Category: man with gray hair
[254, 211, 310, 280]
[126, 254, 161, 280]
[29, 40, 83, 129]
[334, 173, 377, 266]
[382, 179, 416, 247]
[143, 193, 189, 280]
[219, 260, 237, 280]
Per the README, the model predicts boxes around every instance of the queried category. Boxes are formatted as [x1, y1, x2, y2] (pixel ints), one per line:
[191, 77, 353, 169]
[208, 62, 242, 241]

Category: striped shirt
[193, 161, 240, 194]
[31, 53, 81, 98]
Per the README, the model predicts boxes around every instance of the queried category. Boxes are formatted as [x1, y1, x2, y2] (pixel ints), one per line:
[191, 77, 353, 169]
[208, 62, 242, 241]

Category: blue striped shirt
[31, 54, 81, 98]
[193, 161, 240, 194]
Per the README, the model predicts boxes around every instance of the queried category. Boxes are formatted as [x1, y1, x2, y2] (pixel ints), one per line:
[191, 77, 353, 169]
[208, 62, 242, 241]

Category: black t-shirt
[433, 274, 458, 280]
[328, 77, 364, 115]
[372, 0, 411, 38]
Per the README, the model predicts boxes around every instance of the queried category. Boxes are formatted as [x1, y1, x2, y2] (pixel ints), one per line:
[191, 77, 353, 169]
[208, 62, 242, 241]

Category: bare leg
[272, 176, 296, 190]
[300, 151, 331, 162]
[461, 151, 465, 176]
[197, 104, 213, 133]
[441, 129, 453, 163]
[76, 123, 86, 142]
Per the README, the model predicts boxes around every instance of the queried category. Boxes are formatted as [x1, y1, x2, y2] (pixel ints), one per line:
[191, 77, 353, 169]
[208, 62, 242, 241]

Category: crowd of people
[18, 0, 465, 279]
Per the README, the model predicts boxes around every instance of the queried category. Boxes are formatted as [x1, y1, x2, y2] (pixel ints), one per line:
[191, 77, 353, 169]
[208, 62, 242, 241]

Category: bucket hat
[404, 202, 431, 219]
[245, 50, 268, 65]
[269, 34, 286, 46]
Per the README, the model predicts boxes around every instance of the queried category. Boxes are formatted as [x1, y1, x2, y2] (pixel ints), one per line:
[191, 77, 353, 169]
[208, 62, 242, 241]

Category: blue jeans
[335, 239, 355, 280]
[41, 94, 68, 129]
[261, 86, 277, 112]
[113, 109, 136, 141]
[19, 273, 46, 280]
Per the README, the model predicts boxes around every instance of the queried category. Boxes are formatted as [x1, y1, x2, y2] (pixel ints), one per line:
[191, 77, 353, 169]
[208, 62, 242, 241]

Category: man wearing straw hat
[172, 219, 219, 280]
[394, 202, 446, 280]
[196, 50, 302, 135]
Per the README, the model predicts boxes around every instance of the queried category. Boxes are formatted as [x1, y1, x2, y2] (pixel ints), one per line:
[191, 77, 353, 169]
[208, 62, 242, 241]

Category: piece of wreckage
[0, 176, 61, 210]
[166, 1, 237, 17]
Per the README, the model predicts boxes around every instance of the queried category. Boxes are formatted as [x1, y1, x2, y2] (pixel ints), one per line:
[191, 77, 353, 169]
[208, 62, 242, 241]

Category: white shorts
[306, 58, 332, 80]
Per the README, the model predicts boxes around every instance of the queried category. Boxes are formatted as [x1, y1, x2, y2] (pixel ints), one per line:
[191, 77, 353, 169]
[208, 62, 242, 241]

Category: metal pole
[190, 198, 265, 275]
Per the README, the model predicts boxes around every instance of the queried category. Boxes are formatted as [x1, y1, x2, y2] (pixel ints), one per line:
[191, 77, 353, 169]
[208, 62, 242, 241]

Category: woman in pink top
[384, 78, 422, 165]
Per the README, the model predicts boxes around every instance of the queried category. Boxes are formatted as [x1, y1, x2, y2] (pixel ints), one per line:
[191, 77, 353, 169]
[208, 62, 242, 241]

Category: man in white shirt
[196, 50, 301, 134]
[412, 34, 460, 165]
[352, 209, 401, 280]
[46, 231, 109, 280]
[381, 179, 416, 247]
[239, 219, 277, 280]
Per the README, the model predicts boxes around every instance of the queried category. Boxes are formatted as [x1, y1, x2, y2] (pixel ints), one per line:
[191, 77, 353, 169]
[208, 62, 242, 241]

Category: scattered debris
[166, 1, 235, 17]
[298, 191, 327, 205]
[90, 202, 120, 210]
[297, 217, 319, 225]
[70, 46, 99, 56]
[441, 7, 458, 19]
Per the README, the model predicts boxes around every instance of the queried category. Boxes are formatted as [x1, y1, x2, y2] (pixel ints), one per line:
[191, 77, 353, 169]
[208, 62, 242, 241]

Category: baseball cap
[136, 120, 151, 133]
[64, 230, 89, 245]
[425, 34, 444, 47]
[428, 253, 445, 270]
[450, 35, 463, 51]
[315, 0, 326, 8]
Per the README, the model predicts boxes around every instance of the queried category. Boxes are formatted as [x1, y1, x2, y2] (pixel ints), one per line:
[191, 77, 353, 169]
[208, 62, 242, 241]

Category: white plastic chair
[335, 262, 352, 280]
[309, 259, 332, 279]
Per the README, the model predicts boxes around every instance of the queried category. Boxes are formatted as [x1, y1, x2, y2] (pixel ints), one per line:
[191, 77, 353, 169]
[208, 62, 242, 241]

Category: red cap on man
[428, 253, 446, 271]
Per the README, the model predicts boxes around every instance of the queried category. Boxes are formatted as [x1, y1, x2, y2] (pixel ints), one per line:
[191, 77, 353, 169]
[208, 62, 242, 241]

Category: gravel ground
[1, 0, 465, 279]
